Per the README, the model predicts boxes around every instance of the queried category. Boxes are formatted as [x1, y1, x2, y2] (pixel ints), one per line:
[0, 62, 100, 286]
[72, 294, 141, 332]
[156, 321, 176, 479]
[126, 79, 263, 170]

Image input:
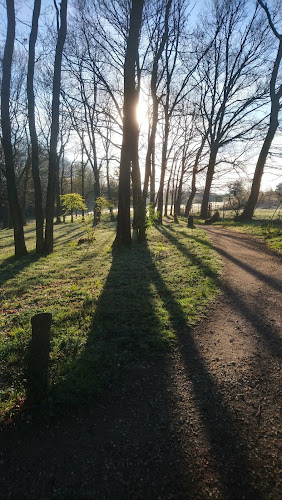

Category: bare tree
[196, 0, 269, 219]
[114, 0, 145, 247]
[1, 0, 27, 256]
[238, 0, 282, 221]
[44, 0, 68, 253]
[143, 0, 172, 206]
[27, 0, 44, 253]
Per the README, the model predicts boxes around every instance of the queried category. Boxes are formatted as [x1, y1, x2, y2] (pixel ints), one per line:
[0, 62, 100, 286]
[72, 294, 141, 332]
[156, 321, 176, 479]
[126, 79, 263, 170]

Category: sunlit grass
[0, 216, 221, 419]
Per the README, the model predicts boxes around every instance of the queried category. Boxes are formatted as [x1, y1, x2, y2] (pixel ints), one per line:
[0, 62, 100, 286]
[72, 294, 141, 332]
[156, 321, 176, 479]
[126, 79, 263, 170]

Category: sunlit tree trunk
[1, 0, 27, 256]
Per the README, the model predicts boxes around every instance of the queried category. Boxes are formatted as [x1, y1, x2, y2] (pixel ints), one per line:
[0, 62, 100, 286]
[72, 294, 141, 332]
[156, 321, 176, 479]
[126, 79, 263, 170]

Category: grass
[0, 216, 221, 421]
[196, 207, 282, 254]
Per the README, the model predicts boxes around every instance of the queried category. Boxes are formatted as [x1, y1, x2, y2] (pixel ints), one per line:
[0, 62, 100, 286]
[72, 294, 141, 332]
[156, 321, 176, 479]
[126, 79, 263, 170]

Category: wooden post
[27, 313, 52, 403]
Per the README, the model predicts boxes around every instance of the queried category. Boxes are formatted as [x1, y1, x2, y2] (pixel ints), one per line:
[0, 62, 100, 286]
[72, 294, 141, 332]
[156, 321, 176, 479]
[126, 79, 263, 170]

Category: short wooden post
[188, 215, 194, 228]
[27, 313, 52, 403]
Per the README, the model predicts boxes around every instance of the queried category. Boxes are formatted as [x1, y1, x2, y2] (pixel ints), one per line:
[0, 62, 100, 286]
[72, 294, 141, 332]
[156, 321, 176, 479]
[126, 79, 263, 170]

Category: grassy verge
[195, 208, 282, 254]
[0, 217, 221, 421]
[219, 219, 282, 254]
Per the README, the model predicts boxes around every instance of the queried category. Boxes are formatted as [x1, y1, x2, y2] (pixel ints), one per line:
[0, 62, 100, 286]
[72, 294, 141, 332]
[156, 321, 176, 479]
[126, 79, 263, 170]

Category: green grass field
[0, 216, 221, 421]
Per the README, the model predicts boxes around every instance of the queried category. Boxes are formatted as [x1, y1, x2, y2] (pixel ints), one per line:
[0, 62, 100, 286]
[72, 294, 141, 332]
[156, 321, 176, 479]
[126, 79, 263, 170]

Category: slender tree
[44, 0, 68, 253]
[198, 0, 269, 219]
[1, 0, 27, 256]
[238, 0, 282, 221]
[27, 0, 44, 253]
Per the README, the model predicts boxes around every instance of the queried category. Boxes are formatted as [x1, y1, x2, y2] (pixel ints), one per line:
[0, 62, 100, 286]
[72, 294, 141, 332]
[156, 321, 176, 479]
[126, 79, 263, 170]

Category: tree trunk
[1, 0, 27, 256]
[175, 161, 185, 216]
[157, 114, 169, 223]
[21, 151, 32, 224]
[238, 38, 282, 221]
[44, 0, 67, 253]
[238, 108, 279, 220]
[185, 135, 206, 217]
[55, 153, 62, 224]
[27, 0, 44, 253]
[114, 0, 144, 248]
[200, 145, 218, 219]
[164, 169, 172, 217]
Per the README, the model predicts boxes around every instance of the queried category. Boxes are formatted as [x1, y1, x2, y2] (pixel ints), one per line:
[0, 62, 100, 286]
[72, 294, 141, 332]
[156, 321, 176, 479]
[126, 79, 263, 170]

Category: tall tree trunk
[92, 134, 101, 226]
[175, 159, 185, 216]
[44, 0, 67, 253]
[164, 169, 172, 217]
[185, 135, 206, 217]
[27, 0, 44, 253]
[1, 0, 27, 256]
[114, 0, 144, 248]
[150, 148, 156, 206]
[55, 153, 62, 224]
[81, 140, 85, 221]
[238, 38, 282, 221]
[105, 138, 115, 221]
[21, 151, 32, 224]
[157, 113, 169, 223]
[238, 108, 280, 220]
[143, 0, 172, 208]
[200, 144, 219, 219]
[70, 159, 74, 223]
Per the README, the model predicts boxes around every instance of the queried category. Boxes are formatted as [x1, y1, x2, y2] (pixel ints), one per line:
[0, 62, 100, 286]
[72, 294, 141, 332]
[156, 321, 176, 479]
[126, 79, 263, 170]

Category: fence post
[27, 313, 52, 403]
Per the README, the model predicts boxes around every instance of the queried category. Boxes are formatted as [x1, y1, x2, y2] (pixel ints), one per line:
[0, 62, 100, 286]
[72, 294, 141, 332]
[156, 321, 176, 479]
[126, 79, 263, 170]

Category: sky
[0, 0, 281, 193]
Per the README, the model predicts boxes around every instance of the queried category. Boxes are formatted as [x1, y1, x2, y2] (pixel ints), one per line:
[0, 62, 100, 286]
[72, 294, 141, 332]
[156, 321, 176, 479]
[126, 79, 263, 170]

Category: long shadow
[183, 229, 282, 294]
[155, 225, 220, 282]
[161, 226, 282, 360]
[52, 241, 192, 496]
[0, 253, 42, 289]
[146, 245, 260, 498]
[52, 235, 260, 498]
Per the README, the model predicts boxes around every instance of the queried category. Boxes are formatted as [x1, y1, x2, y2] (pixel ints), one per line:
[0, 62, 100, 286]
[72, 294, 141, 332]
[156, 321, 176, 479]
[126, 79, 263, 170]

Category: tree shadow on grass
[0, 253, 42, 288]
[51, 233, 260, 498]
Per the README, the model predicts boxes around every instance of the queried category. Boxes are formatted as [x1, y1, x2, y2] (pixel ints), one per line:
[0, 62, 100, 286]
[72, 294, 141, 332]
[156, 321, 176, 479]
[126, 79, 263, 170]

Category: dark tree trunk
[27, 0, 44, 253]
[44, 0, 67, 253]
[157, 114, 169, 223]
[1, 0, 27, 256]
[238, 38, 282, 221]
[185, 134, 206, 217]
[92, 134, 101, 226]
[55, 153, 62, 224]
[144, 0, 172, 208]
[200, 145, 219, 219]
[114, 0, 144, 248]
[150, 150, 156, 206]
[164, 169, 172, 217]
[21, 151, 32, 224]
[175, 161, 185, 216]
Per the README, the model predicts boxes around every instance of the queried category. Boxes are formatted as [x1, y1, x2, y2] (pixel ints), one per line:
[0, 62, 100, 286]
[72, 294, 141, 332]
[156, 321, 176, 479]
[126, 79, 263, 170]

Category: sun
[136, 98, 149, 126]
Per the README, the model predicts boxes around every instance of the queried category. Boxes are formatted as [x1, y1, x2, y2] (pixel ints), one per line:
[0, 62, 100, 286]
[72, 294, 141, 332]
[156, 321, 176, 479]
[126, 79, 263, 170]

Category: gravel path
[1, 226, 281, 499]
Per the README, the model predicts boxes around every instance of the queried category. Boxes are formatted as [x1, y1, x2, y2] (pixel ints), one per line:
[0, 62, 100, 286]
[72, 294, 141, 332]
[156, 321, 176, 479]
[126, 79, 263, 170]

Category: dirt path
[1, 227, 281, 499]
